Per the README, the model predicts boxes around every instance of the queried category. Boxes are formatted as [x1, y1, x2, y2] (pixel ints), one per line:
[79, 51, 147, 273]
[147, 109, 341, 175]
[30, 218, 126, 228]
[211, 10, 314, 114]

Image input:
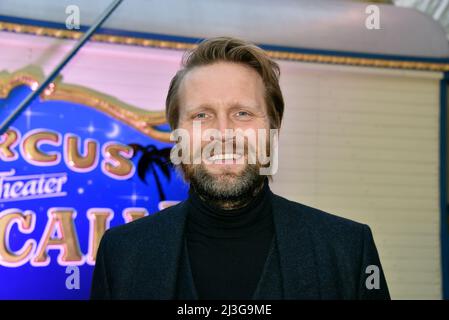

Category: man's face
[177, 62, 270, 200]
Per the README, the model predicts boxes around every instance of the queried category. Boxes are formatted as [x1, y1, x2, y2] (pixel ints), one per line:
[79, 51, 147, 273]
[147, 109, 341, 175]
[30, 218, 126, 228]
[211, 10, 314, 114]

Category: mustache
[191, 138, 257, 161]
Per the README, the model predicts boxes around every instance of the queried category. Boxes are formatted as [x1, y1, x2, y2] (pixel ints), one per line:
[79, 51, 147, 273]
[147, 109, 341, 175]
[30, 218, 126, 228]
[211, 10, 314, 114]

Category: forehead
[178, 62, 266, 110]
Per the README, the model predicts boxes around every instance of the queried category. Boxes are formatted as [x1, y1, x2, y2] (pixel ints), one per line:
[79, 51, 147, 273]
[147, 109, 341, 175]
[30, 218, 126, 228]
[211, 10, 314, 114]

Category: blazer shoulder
[103, 200, 188, 245]
[271, 193, 389, 299]
[272, 193, 368, 240]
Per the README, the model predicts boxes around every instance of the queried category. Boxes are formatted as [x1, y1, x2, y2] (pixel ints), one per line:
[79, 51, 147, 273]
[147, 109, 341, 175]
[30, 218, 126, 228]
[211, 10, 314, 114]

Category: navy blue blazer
[91, 191, 390, 300]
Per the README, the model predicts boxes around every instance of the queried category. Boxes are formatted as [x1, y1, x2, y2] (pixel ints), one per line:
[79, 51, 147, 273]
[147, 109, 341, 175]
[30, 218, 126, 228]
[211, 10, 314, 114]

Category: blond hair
[165, 37, 284, 129]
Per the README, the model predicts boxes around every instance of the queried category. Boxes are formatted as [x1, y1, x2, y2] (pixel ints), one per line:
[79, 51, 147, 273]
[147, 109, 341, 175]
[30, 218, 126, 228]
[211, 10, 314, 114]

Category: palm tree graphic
[128, 143, 173, 201]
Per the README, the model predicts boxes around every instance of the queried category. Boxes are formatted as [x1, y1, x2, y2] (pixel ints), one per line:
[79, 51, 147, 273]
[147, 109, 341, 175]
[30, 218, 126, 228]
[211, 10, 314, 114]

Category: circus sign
[0, 67, 188, 299]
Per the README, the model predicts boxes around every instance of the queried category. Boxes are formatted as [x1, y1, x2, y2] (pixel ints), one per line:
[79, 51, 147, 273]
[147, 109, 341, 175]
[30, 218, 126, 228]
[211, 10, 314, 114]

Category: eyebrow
[185, 104, 215, 113]
[185, 102, 261, 114]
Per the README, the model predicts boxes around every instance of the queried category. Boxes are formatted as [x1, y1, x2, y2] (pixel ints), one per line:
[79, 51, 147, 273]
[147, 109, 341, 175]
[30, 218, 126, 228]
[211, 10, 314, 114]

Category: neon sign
[0, 70, 187, 299]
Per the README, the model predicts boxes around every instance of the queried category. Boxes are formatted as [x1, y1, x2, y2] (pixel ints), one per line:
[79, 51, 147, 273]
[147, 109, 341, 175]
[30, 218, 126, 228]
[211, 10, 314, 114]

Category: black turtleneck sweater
[185, 179, 274, 300]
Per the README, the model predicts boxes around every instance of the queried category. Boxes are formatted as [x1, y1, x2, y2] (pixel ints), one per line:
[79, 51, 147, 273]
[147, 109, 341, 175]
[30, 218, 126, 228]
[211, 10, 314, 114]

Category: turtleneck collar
[186, 178, 273, 238]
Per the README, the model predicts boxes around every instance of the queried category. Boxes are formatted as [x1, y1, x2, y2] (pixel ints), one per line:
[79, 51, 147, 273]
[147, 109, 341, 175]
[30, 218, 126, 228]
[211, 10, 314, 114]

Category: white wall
[273, 61, 443, 299]
[1, 0, 448, 57]
[0, 30, 444, 299]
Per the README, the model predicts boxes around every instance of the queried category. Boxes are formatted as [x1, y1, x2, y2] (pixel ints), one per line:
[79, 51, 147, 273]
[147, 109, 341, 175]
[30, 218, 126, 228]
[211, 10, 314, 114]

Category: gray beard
[183, 163, 265, 210]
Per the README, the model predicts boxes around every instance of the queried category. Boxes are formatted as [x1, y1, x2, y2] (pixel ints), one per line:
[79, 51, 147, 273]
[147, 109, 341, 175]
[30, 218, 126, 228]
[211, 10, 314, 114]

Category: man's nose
[215, 115, 234, 138]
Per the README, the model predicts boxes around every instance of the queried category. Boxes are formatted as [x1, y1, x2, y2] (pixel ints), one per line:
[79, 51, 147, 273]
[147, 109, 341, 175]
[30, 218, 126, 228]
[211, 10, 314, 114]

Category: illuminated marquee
[0, 69, 187, 299]
[1, 127, 135, 179]
[0, 126, 137, 267]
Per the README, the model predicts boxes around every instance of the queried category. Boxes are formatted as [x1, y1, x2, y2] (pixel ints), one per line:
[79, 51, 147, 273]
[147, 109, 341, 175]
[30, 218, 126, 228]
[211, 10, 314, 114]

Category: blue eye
[236, 111, 250, 117]
[194, 112, 208, 119]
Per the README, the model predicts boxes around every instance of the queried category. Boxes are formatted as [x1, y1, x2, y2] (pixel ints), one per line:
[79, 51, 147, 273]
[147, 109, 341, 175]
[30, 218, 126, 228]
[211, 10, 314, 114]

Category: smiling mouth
[206, 153, 244, 164]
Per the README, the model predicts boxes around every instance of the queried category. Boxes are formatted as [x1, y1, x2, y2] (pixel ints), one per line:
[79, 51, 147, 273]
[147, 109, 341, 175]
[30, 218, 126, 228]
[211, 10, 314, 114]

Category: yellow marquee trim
[1, 21, 449, 72]
[0, 66, 171, 142]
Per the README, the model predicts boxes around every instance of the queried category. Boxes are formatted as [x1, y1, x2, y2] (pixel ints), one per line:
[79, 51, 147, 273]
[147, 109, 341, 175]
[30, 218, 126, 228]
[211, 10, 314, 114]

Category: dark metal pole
[0, 0, 123, 134]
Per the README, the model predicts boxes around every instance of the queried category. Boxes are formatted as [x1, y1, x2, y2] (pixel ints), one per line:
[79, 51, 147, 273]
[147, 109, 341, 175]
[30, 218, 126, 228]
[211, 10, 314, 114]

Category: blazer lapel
[130, 201, 189, 299]
[271, 192, 321, 299]
[128, 190, 321, 299]
[251, 236, 284, 299]
[175, 239, 200, 299]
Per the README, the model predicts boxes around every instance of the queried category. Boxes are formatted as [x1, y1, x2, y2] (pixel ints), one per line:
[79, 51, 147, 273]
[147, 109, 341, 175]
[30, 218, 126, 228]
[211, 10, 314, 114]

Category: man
[91, 37, 390, 300]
